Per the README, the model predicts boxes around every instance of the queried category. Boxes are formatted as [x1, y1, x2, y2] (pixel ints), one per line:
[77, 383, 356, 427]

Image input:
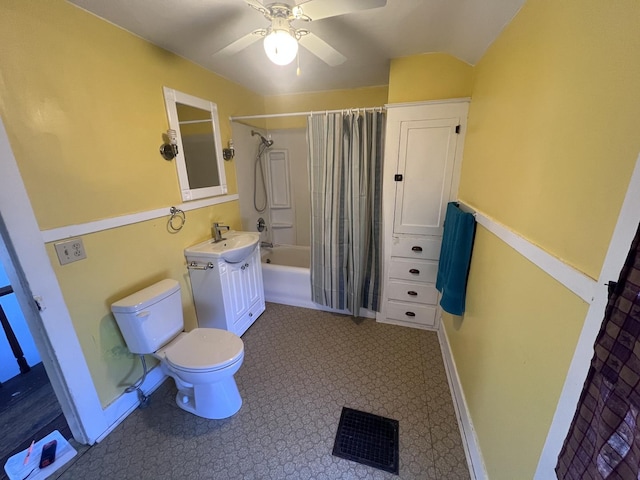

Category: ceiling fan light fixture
[263, 20, 298, 66]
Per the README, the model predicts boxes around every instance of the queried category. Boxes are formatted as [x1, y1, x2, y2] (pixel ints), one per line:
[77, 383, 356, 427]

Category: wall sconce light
[160, 129, 179, 160]
[223, 139, 235, 161]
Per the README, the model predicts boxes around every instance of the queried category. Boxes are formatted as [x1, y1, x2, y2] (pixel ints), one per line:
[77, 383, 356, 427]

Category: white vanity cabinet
[186, 245, 265, 337]
[378, 100, 468, 330]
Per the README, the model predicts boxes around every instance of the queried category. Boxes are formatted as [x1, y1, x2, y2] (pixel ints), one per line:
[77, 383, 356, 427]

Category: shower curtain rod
[230, 106, 385, 121]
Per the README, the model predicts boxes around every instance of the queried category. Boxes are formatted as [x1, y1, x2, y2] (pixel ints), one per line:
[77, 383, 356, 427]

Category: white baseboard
[97, 364, 167, 443]
[376, 317, 434, 330]
[438, 321, 488, 480]
[264, 293, 376, 318]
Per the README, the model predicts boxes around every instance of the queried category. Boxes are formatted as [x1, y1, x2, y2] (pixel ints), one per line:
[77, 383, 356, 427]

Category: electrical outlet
[54, 237, 87, 265]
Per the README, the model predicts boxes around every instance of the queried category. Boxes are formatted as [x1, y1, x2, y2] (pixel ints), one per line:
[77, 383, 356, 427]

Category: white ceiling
[67, 0, 525, 96]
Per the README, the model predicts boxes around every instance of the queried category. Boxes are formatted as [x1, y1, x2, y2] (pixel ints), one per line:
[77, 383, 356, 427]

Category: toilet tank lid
[111, 279, 180, 313]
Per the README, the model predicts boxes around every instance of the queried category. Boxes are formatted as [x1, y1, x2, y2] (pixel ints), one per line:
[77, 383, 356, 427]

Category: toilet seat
[157, 328, 244, 373]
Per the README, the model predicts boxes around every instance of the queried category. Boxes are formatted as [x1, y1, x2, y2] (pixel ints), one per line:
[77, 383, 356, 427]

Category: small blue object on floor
[436, 201, 476, 316]
[4, 430, 77, 480]
[332, 407, 399, 475]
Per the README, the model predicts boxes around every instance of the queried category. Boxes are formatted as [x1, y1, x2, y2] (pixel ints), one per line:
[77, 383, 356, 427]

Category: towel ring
[168, 206, 185, 233]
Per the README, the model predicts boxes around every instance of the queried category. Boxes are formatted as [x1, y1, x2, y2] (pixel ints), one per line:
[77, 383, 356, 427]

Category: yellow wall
[263, 86, 388, 129]
[387, 53, 474, 104]
[262, 54, 474, 131]
[459, 0, 640, 278]
[0, 0, 262, 406]
[446, 230, 588, 477]
[446, 0, 640, 477]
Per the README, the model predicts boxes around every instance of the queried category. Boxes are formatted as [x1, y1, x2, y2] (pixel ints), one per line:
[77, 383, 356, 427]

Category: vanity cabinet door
[223, 262, 250, 323]
[220, 247, 265, 336]
[243, 249, 264, 307]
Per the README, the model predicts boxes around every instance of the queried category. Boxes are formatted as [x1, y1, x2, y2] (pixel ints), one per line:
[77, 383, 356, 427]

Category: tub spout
[260, 241, 273, 248]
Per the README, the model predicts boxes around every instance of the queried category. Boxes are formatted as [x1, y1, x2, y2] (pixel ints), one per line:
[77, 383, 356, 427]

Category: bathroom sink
[185, 231, 260, 263]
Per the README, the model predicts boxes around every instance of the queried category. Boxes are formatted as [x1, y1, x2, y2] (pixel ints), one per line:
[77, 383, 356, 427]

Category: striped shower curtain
[307, 110, 385, 317]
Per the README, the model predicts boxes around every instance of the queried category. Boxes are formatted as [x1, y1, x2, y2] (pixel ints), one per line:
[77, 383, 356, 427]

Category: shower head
[251, 130, 274, 147]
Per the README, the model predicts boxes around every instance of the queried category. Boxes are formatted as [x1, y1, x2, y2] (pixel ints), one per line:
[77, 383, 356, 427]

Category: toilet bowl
[156, 328, 244, 419]
[111, 279, 244, 419]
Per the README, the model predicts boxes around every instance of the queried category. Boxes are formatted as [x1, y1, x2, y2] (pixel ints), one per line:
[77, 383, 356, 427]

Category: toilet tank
[111, 279, 184, 355]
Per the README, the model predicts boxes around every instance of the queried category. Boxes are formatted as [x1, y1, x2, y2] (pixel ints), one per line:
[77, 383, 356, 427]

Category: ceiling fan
[212, 0, 387, 67]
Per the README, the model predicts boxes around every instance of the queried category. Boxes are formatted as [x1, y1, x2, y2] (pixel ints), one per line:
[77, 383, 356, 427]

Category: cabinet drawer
[389, 258, 438, 283]
[387, 301, 437, 327]
[234, 298, 265, 337]
[387, 280, 438, 304]
[391, 236, 441, 260]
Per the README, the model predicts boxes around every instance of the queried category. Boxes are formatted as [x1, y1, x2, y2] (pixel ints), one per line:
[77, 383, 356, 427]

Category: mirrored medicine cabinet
[163, 87, 227, 201]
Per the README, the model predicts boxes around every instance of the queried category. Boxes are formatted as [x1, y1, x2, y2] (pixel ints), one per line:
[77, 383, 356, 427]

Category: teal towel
[436, 202, 476, 316]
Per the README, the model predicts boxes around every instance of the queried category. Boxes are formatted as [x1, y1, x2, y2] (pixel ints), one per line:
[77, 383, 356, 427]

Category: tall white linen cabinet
[377, 100, 469, 330]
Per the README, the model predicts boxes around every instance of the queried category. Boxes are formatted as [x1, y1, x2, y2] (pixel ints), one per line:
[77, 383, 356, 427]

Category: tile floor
[55, 303, 469, 479]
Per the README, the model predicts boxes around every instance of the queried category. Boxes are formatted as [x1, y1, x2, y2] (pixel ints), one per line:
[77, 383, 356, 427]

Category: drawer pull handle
[407, 291, 418, 296]
[409, 268, 420, 275]
[411, 246, 423, 252]
[405, 311, 416, 317]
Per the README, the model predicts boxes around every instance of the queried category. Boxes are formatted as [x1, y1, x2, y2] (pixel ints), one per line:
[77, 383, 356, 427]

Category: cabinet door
[393, 117, 460, 236]
[243, 250, 263, 306]
[221, 249, 265, 332]
[224, 262, 250, 322]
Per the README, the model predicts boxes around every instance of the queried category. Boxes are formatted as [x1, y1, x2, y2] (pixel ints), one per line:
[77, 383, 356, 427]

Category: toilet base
[171, 375, 242, 420]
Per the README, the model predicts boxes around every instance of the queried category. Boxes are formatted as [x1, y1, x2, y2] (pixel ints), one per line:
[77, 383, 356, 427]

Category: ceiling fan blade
[297, 0, 386, 21]
[244, 0, 264, 9]
[298, 33, 346, 66]
[244, 0, 269, 16]
[212, 31, 262, 58]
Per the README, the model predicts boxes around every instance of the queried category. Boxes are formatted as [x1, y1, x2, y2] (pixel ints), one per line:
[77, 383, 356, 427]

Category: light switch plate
[54, 237, 87, 265]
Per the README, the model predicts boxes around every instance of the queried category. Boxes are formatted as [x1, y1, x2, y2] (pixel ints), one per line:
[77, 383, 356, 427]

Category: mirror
[163, 87, 227, 201]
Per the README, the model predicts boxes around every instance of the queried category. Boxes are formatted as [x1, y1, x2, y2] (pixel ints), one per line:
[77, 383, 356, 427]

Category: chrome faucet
[260, 241, 274, 248]
[212, 222, 229, 243]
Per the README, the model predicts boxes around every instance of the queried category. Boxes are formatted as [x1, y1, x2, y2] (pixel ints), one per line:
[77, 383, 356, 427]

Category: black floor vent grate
[332, 407, 399, 474]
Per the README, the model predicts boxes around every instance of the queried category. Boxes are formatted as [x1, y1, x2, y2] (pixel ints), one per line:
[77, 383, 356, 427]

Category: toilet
[111, 279, 244, 419]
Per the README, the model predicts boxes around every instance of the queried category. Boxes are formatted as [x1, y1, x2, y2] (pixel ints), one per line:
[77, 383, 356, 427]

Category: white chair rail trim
[41, 195, 239, 243]
[457, 201, 598, 304]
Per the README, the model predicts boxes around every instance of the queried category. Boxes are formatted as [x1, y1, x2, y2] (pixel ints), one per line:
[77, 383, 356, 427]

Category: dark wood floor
[0, 363, 70, 479]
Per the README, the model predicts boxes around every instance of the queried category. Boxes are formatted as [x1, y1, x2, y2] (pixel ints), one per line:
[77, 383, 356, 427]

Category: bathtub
[260, 245, 316, 309]
[260, 244, 375, 318]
